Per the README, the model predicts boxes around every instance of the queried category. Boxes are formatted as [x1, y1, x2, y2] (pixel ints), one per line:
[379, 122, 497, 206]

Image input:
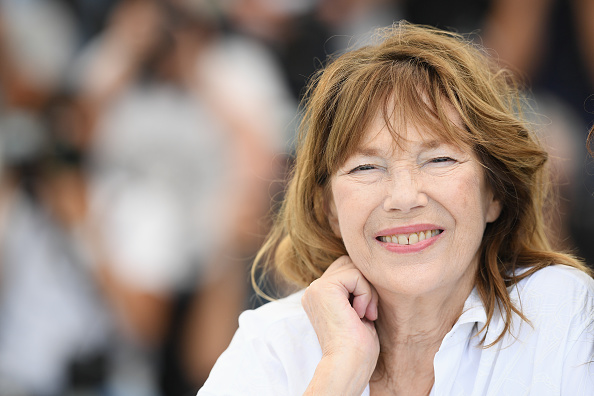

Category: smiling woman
[198, 22, 594, 396]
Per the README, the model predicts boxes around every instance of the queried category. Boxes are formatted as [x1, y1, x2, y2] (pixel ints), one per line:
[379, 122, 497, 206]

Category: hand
[301, 256, 380, 395]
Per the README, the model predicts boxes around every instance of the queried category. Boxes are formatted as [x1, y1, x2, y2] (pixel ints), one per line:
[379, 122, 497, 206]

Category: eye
[428, 157, 456, 165]
[349, 164, 378, 173]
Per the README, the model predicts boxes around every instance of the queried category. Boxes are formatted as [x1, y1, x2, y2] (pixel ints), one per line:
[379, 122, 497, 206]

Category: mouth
[376, 229, 443, 245]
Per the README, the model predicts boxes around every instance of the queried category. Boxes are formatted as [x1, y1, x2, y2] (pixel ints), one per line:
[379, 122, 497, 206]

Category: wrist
[304, 355, 372, 396]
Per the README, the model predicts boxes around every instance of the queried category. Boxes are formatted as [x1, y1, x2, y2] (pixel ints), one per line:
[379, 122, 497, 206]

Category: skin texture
[302, 105, 501, 395]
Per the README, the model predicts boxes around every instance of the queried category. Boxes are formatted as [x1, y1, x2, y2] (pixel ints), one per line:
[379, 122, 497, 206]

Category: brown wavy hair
[253, 22, 592, 345]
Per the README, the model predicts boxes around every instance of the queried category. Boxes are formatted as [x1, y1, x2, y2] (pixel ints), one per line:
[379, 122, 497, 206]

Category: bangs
[323, 58, 474, 176]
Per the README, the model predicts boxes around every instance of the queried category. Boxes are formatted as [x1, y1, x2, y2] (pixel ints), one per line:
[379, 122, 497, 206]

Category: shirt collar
[456, 286, 488, 328]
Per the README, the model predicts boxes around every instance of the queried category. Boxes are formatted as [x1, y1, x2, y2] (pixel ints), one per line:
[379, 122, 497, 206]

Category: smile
[376, 229, 443, 245]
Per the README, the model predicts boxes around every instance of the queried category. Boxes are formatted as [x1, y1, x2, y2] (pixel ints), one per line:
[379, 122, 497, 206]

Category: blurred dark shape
[402, 0, 490, 32]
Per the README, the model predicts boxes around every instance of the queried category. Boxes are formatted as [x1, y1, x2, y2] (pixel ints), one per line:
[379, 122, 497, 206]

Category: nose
[383, 168, 428, 213]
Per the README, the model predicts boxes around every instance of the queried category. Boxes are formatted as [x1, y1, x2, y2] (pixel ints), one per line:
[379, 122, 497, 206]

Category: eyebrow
[354, 139, 443, 157]
[420, 139, 441, 150]
[353, 146, 385, 157]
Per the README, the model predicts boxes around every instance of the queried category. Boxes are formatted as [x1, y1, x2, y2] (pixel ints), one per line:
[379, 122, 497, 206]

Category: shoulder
[511, 265, 594, 329]
[235, 290, 322, 362]
[514, 264, 594, 302]
[507, 266, 594, 391]
[238, 290, 312, 339]
[199, 290, 321, 395]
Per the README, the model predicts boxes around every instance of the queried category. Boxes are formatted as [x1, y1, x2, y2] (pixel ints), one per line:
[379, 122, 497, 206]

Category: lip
[376, 223, 442, 237]
[375, 223, 443, 254]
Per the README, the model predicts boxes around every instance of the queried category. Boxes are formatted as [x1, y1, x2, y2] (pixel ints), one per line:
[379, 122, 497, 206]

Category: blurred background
[0, 0, 592, 395]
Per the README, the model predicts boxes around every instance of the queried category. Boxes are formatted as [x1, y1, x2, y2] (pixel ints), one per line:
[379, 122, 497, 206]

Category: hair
[252, 21, 592, 346]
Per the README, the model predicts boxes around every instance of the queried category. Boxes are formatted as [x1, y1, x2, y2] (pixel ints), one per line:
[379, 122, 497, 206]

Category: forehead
[355, 97, 468, 155]
[320, 63, 475, 180]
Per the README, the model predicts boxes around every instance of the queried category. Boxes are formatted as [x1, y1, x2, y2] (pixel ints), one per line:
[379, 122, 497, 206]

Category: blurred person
[71, 0, 295, 392]
[0, 101, 117, 396]
[0, 94, 173, 396]
[40, 93, 165, 396]
[0, 2, 170, 395]
[0, 3, 115, 395]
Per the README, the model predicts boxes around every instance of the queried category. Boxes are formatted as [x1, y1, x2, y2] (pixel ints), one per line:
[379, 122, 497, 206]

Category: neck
[370, 273, 475, 395]
[376, 285, 472, 347]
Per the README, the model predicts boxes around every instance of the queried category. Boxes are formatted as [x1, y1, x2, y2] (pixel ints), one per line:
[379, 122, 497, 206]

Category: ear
[486, 195, 502, 223]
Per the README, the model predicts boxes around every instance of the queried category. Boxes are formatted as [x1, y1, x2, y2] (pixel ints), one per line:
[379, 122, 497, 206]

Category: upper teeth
[378, 229, 442, 245]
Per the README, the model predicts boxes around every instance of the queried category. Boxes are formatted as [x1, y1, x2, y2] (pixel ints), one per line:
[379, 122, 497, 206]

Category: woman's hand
[301, 255, 380, 396]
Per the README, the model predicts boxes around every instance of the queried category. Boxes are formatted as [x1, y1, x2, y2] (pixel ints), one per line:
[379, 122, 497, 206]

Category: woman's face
[328, 107, 501, 298]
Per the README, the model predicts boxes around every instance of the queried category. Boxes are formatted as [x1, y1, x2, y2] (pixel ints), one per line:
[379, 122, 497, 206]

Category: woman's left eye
[428, 157, 456, 165]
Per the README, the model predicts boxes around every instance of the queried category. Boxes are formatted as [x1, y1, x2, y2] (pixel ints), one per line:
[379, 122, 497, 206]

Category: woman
[199, 22, 594, 395]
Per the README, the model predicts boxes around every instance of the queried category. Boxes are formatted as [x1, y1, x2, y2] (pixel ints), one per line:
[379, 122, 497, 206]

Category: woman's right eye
[349, 164, 377, 173]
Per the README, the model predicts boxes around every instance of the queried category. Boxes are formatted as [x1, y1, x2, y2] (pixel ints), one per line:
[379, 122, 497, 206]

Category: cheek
[435, 172, 491, 232]
[331, 184, 379, 246]
[333, 192, 366, 231]
[459, 180, 480, 214]
[456, 181, 495, 244]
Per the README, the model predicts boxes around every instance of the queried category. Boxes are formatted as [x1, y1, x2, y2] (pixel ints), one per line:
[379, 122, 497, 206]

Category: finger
[342, 271, 374, 319]
[364, 285, 379, 321]
[322, 256, 375, 319]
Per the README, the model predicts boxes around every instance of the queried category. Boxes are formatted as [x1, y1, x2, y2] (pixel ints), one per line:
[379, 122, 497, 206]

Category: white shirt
[199, 265, 594, 395]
